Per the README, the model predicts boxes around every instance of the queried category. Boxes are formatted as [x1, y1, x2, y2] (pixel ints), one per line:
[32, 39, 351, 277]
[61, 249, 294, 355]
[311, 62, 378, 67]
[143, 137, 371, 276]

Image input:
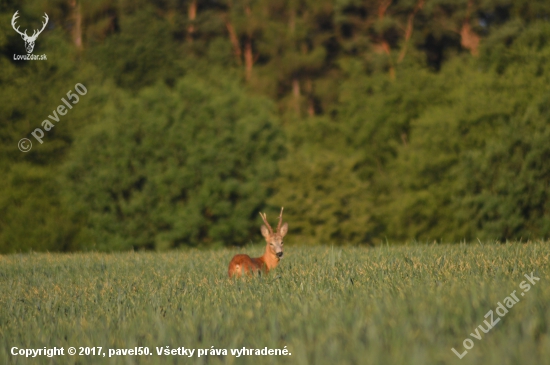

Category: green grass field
[1, 243, 549, 365]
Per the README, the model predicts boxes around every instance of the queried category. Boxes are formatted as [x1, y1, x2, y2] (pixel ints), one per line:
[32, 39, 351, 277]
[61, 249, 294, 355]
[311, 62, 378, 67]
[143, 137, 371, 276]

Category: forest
[1, 0, 550, 252]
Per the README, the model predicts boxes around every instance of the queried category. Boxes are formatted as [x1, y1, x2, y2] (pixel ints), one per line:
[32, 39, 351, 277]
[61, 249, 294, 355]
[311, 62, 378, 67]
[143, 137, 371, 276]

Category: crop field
[1, 243, 549, 365]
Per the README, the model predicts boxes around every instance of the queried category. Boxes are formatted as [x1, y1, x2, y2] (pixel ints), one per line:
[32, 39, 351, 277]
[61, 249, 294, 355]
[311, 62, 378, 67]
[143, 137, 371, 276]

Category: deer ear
[261, 225, 270, 238]
[279, 222, 288, 237]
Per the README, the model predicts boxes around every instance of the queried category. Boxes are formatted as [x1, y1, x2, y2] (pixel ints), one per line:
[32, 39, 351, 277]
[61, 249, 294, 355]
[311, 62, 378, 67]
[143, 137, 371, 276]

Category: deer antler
[11, 11, 48, 40]
[30, 13, 49, 40]
[259, 212, 273, 234]
[277, 207, 284, 233]
[11, 11, 27, 37]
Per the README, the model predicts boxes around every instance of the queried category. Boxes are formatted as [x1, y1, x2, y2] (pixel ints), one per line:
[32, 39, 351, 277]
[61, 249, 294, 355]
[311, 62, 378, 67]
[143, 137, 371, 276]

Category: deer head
[12, 11, 49, 54]
[260, 207, 288, 260]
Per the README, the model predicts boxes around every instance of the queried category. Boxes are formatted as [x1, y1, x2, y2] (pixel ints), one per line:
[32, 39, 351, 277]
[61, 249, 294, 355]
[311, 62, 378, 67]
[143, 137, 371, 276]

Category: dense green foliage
[63, 74, 285, 250]
[2, 0, 550, 251]
[1, 243, 549, 364]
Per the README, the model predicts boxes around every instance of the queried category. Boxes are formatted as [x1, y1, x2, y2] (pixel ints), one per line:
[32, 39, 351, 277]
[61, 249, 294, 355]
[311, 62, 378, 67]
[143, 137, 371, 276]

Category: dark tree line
[1, 0, 550, 251]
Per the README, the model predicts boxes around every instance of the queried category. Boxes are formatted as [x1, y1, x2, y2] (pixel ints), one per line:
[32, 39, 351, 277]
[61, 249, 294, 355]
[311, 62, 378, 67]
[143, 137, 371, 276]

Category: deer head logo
[11, 11, 49, 54]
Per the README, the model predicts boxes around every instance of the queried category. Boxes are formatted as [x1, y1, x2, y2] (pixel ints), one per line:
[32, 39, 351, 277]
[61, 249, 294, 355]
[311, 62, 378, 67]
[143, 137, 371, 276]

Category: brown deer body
[228, 207, 288, 278]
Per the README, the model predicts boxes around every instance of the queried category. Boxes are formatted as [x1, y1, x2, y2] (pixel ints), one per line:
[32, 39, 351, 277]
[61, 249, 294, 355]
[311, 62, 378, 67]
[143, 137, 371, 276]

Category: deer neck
[260, 244, 279, 271]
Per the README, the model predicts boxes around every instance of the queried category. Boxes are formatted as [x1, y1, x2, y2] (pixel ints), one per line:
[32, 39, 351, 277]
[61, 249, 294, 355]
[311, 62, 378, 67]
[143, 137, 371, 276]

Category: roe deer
[228, 207, 288, 277]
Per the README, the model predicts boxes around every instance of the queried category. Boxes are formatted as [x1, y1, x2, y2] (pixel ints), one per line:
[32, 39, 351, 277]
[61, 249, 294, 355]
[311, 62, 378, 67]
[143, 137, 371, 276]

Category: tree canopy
[1, 0, 550, 252]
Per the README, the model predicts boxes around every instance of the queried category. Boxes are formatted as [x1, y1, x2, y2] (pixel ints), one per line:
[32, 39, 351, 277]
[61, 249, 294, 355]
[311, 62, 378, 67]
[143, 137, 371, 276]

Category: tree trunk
[398, 0, 424, 63]
[459, 0, 480, 56]
[292, 78, 300, 114]
[244, 38, 253, 81]
[377, 0, 395, 79]
[244, 6, 254, 81]
[225, 19, 242, 65]
[187, 0, 197, 43]
[69, 0, 82, 50]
